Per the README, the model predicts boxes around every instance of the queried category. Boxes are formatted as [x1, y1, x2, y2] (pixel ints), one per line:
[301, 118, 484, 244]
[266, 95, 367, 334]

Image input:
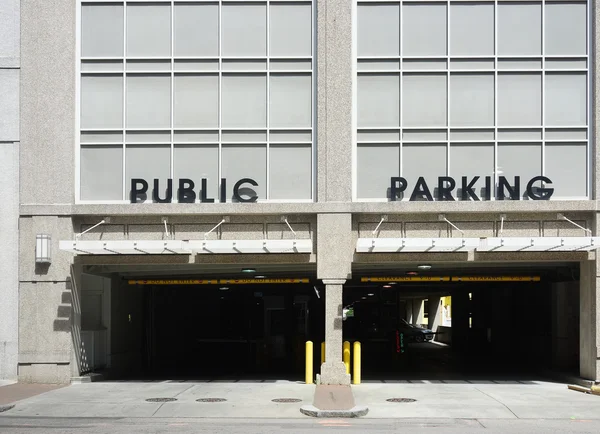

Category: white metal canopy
[59, 239, 313, 255]
[356, 237, 600, 253]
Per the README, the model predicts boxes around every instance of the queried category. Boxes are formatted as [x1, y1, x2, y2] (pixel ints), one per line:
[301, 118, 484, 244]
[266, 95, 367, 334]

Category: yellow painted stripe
[128, 278, 310, 285]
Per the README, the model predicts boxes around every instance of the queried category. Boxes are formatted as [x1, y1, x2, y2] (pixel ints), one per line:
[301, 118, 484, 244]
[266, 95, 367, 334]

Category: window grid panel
[356, 0, 589, 200]
[79, 0, 314, 203]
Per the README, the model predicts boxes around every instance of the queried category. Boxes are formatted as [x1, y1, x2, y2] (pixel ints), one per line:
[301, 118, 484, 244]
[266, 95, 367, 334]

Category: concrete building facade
[2, 0, 600, 385]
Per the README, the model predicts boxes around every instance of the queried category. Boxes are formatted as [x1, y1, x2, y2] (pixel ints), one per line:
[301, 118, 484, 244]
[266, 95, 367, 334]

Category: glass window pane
[497, 74, 541, 126]
[222, 145, 266, 202]
[402, 144, 447, 197]
[545, 143, 587, 197]
[126, 145, 171, 203]
[126, 75, 171, 129]
[222, 3, 267, 57]
[497, 143, 542, 199]
[174, 74, 219, 128]
[450, 74, 494, 126]
[81, 75, 123, 129]
[80, 146, 123, 201]
[127, 4, 171, 57]
[403, 4, 447, 56]
[221, 75, 266, 128]
[403, 74, 447, 127]
[450, 144, 494, 199]
[358, 4, 400, 57]
[357, 144, 399, 199]
[545, 2, 587, 56]
[82, 4, 123, 57]
[174, 3, 218, 57]
[270, 145, 312, 200]
[545, 73, 587, 126]
[270, 74, 312, 128]
[497, 3, 541, 56]
[358, 74, 399, 127]
[450, 3, 494, 56]
[270, 3, 312, 57]
[174, 145, 219, 201]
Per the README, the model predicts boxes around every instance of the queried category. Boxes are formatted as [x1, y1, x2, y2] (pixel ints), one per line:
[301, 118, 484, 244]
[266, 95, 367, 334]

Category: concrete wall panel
[358, 222, 403, 238]
[499, 221, 541, 237]
[19, 216, 75, 282]
[266, 223, 311, 239]
[21, 0, 75, 205]
[0, 0, 19, 62]
[543, 220, 589, 237]
[220, 224, 265, 240]
[0, 143, 19, 379]
[0, 70, 19, 141]
[405, 222, 449, 238]
[128, 224, 172, 240]
[19, 282, 72, 366]
[317, 214, 352, 279]
[78, 224, 126, 241]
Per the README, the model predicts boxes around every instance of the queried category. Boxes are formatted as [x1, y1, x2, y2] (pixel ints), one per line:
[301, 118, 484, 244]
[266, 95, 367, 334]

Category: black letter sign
[130, 178, 148, 203]
[178, 179, 196, 203]
[527, 176, 554, 200]
[390, 177, 407, 201]
[152, 179, 173, 203]
[233, 178, 259, 203]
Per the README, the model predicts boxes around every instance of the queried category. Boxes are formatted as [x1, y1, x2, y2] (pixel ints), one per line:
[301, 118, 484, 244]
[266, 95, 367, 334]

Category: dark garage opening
[343, 264, 580, 382]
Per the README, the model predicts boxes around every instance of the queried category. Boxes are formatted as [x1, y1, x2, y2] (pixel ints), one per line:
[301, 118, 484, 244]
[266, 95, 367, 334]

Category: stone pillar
[320, 280, 350, 385]
[580, 258, 600, 381]
[427, 296, 442, 334]
[412, 299, 424, 326]
[405, 300, 413, 324]
[451, 290, 470, 352]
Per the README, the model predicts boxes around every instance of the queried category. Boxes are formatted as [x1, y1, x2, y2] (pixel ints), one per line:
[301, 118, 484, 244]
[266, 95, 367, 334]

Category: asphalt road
[1, 417, 600, 434]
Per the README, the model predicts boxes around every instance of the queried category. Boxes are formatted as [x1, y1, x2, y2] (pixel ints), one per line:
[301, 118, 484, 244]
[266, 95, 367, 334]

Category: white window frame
[352, 0, 592, 202]
[76, 0, 317, 204]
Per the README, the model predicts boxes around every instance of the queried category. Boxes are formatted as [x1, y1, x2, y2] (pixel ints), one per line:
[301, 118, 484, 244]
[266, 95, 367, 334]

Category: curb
[0, 404, 15, 413]
[300, 405, 369, 418]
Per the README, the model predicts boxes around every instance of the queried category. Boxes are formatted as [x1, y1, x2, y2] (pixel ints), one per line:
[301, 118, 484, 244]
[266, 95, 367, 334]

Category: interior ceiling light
[361, 296, 367, 300]
[219, 287, 229, 291]
[241, 268, 256, 273]
[406, 271, 419, 276]
[254, 275, 266, 279]
[368, 293, 375, 296]
[417, 264, 432, 270]
[382, 285, 392, 289]
[387, 282, 397, 285]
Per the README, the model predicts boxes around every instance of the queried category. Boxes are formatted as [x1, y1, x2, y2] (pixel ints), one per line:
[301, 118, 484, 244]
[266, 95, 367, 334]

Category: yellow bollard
[343, 341, 351, 374]
[305, 341, 313, 384]
[321, 341, 326, 365]
[353, 341, 361, 385]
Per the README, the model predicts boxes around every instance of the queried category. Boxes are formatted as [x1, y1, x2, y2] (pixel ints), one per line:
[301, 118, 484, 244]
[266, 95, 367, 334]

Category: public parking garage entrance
[76, 259, 581, 383]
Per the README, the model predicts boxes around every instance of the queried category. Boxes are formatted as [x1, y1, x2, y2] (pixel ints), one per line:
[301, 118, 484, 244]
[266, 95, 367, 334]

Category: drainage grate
[196, 398, 227, 403]
[146, 398, 177, 403]
[272, 398, 302, 403]
[386, 398, 417, 403]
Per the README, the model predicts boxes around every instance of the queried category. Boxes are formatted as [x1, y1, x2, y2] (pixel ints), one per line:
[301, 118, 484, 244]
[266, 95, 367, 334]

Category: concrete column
[405, 300, 413, 324]
[70, 263, 83, 377]
[412, 299, 424, 326]
[427, 296, 442, 334]
[0, 0, 20, 381]
[320, 279, 350, 385]
[316, 0, 352, 202]
[451, 290, 470, 352]
[580, 258, 600, 381]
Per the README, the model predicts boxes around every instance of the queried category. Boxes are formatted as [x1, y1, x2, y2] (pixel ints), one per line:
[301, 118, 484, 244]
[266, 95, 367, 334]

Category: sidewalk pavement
[1, 378, 599, 420]
[0, 381, 65, 411]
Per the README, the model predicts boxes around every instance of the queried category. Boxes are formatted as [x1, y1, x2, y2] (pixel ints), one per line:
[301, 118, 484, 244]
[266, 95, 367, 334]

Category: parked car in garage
[398, 319, 435, 343]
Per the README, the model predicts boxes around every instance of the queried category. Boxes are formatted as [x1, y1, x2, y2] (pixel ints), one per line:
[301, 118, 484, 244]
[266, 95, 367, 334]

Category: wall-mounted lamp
[36, 234, 51, 264]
